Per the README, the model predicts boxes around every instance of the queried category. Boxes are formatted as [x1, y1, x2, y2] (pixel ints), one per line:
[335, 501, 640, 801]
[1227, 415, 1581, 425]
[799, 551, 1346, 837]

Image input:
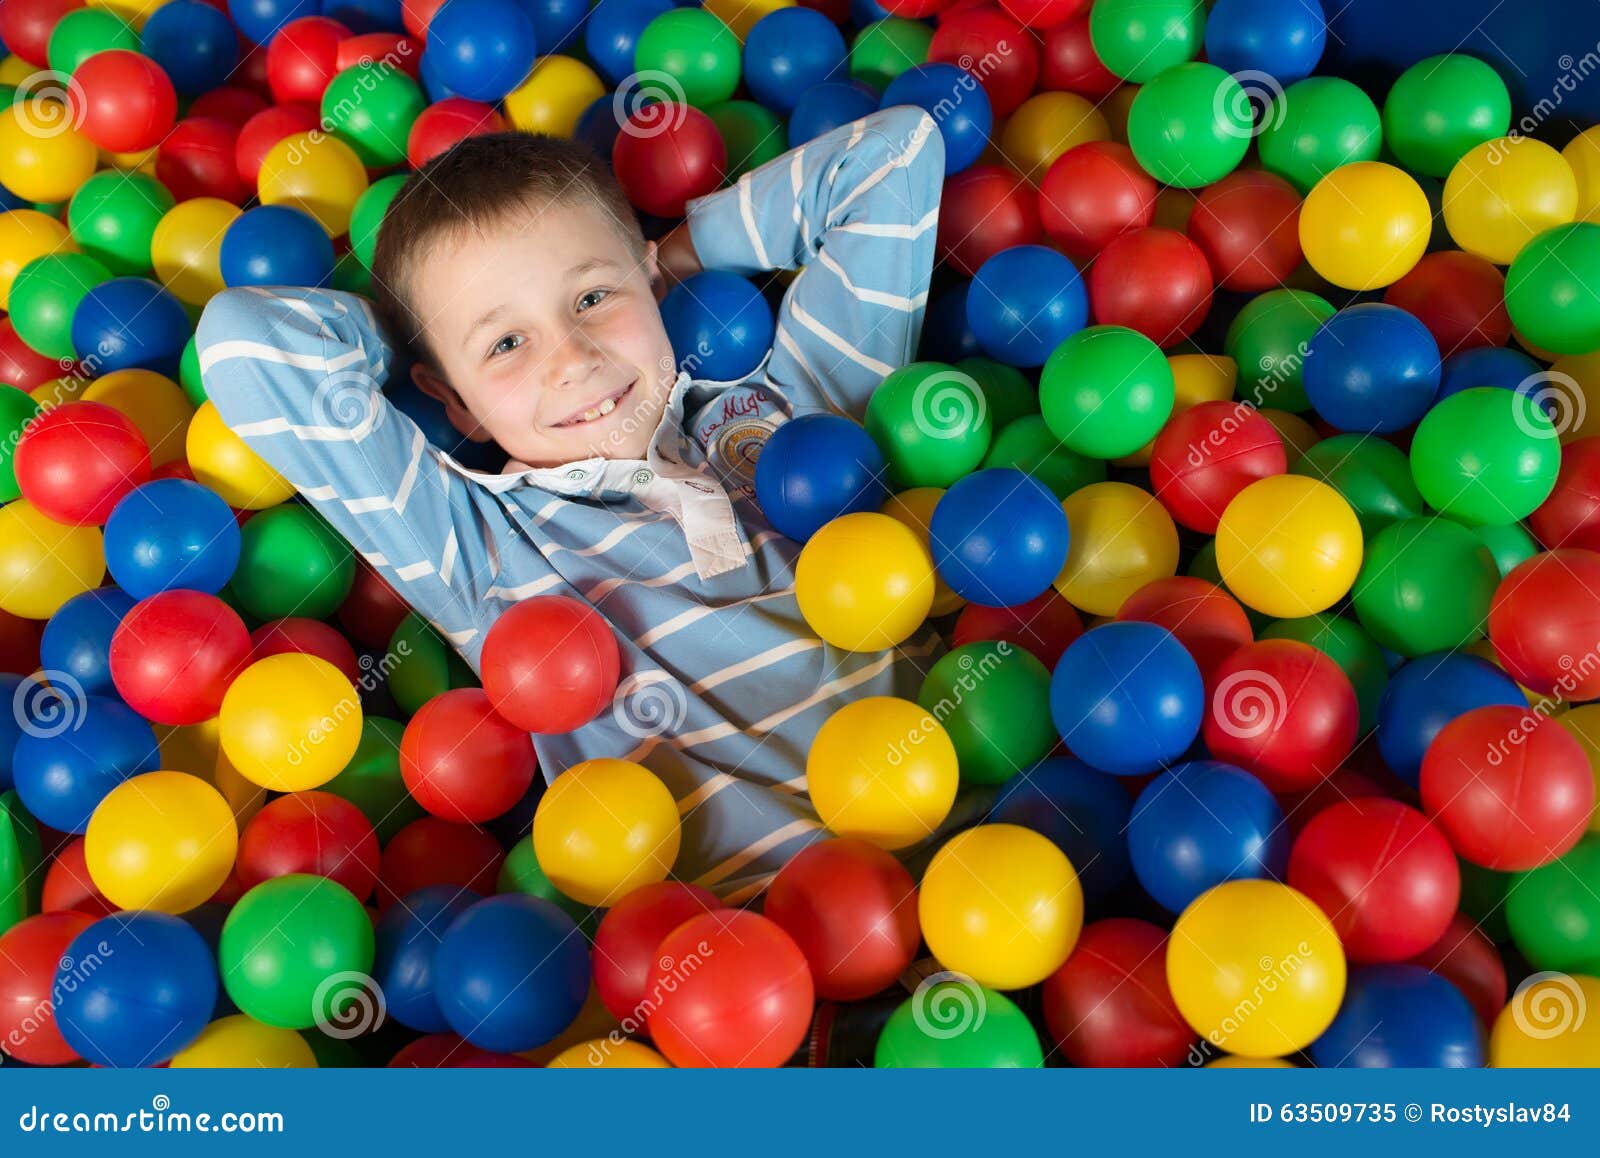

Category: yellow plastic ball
[1557, 705, 1600, 833]
[503, 56, 607, 137]
[807, 695, 958, 850]
[1167, 879, 1347, 1058]
[702, 0, 789, 38]
[100, 145, 160, 175]
[87, 0, 169, 30]
[1257, 407, 1319, 460]
[1546, 350, 1600, 443]
[1299, 161, 1431, 289]
[83, 369, 194, 467]
[545, 1039, 673, 1068]
[1489, 974, 1600, 1067]
[0, 500, 105, 620]
[219, 655, 363, 792]
[880, 486, 964, 617]
[257, 132, 369, 238]
[1563, 127, 1600, 222]
[533, 758, 681, 906]
[918, 823, 1083, 990]
[168, 1015, 319, 1068]
[999, 92, 1110, 185]
[0, 208, 75, 310]
[151, 198, 240, 305]
[1206, 1054, 1296, 1068]
[30, 375, 93, 410]
[1215, 474, 1362, 618]
[795, 511, 935, 652]
[186, 400, 297, 509]
[84, 771, 238, 914]
[0, 58, 37, 87]
[1443, 137, 1577, 265]
[0, 101, 98, 203]
[1117, 353, 1237, 466]
[1053, 481, 1179, 617]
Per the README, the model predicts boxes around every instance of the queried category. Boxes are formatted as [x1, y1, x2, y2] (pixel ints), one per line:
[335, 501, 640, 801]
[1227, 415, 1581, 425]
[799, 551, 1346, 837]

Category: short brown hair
[370, 131, 645, 367]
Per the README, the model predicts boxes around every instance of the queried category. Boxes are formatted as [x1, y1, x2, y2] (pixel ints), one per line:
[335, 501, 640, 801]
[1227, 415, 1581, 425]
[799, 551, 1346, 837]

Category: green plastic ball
[67, 170, 174, 276]
[635, 8, 742, 109]
[1259, 613, 1388, 734]
[332, 250, 372, 296]
[1351, 516, 1499, 656]
[349, 174, 407, 272]
[321, 64, 427, 168]
[0, 385, 41, 503]
[1257, 77, 1383, 194]
[1126, 63, 1253, 189]
[179, 335, 206, 406]
[1409, 386, 1560, 525]
[320, 717, 424, 843]
[8, 252, 112, 360]
[875, 981, 1043, 1067]
[220, 874, 376, 1030]
[1089, 0, 1203, 83]
[1472, 520, 1539, 578]
[1040, 325, 1174, 458]
[231, 503, 356, 621]
[1224, 288, 1335, 412]
[959, 357, 1038, 431]
[1505, 223, 1600, 355]
[708, 100, 787, 182]
[916, 642, 1056, 786]
[1187, 539, 1269, 632]
[499, 836, 595, 933]
[849, 18, 933, 92]
[1382, 54, 1511, 178]
[47, 8, 138, 75]
[1291, 433, 1425, 539]
[1507, 835, 1600, 974]
[982, 414, 1106, 501]
[864, 361, 994, 488]
[387, 613, 480, 717]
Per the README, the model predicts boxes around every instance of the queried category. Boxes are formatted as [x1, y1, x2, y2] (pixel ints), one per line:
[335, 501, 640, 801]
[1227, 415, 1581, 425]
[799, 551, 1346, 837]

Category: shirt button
[633, 469, 654, 486]
[566, 468, 588, 480]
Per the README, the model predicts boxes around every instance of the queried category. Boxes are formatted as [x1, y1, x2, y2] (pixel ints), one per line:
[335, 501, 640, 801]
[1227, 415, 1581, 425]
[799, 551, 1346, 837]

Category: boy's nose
[548, 327, 604, 389]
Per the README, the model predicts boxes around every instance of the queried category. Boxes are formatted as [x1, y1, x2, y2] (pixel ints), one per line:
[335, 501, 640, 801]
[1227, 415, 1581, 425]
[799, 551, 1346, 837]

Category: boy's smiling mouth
[553, 379, 637, 428]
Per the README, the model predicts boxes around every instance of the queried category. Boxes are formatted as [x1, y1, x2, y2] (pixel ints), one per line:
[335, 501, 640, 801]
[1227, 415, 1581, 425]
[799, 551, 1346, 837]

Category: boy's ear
[410, 362, 493, 443]
[645, 239, 665, 304]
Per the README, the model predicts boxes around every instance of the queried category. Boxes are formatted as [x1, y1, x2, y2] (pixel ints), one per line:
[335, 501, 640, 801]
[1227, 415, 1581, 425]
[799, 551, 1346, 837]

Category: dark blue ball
[586, 0, 674, 85]
[880, 62, 992, 175]
[142, 0, 240, 95]
[660, 271, 775, 382]
[1205, 0, 1328, 88]
[321, 0, 405, 32]
[104, 479, 241, 598]
[1375, 652, 1526, 786]
[227, 0, 319, 45]
[1310, 964, 1484, 1068]
[991, 756, 1133, 904]
[930, 468, 1069, 607]
[417, 47, 462, 102]
[221, 206, 336, 289]
[180, 903, 238, 1018]
[71, 278, 190, 377]
[744, 8, 847, 115]
[38, 587, 137, 699]
[433, 894, 590, 1053]
[425, 0, 539, 102]
[754, 412, 888, 541]
[574, 94, 624, 161]
[1437, 345, 1540, 398]
[0, 675, 22, 791]
[385, 368, 504, 470]
[789, 80, 879, 145]
[375, 885, 482, 1034]
[11, 695, 161, 834]
[968, 245, 1087, 368]
[851, 0, 896, 26]
[1050, 621, 1204, 776]
[920, 282, 983, 363]
[1303, 303, 1440, 433]
[524, 0, 588, 52]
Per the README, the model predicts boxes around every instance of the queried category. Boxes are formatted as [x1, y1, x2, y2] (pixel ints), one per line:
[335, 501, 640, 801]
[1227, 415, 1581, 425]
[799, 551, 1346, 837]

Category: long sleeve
[195, 285, 514, 658]
[684, 104, 945, 422]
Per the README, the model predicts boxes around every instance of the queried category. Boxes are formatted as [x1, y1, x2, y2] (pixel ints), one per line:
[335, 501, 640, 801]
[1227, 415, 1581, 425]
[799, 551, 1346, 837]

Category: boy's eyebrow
[458, 258, 626, 350]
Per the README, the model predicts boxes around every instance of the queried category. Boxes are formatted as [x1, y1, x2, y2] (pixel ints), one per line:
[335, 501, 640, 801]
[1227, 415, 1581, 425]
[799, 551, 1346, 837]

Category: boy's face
[406, 198, 677, 469]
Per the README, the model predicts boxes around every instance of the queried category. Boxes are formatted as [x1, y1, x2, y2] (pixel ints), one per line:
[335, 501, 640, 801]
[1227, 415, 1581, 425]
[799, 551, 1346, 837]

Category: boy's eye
[578, 288, 612, 311]
[490, 334, 523, 358]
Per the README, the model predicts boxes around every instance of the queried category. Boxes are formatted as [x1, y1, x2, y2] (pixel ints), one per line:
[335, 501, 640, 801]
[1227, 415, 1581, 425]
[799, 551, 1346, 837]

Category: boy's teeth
[573, 396, 619, 425]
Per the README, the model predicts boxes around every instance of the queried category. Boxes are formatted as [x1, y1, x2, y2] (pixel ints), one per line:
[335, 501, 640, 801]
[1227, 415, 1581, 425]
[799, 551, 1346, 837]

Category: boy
[196, 105, 966, 905]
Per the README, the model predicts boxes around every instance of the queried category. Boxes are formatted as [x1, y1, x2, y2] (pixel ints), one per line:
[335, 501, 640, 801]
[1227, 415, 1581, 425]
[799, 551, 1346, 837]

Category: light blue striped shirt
[196, 106, 979, 904]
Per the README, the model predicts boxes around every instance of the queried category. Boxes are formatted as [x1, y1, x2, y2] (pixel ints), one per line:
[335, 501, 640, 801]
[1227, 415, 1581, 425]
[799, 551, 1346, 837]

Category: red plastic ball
[878, 0, 958, 16]
[0, 0, 83, 68]
[928, 7, 1038, 118]
[1038, 10, 1119, 98]
[400, 688, 537, 823]
[1287, 798, 1459, 963]
[389, 1032, 468, 1067]
[236, 42, 273, 100]
[267, 16, 352, 105]
[68, 51, 177, 154]
[1115, 575, 1254, 681]
[402, 0, 447, 38]
[1383, 250, 1511, 355]
[41, 837, 117, 918]
[157, 117, 249, 204]
[1277, 762, 1393, 839]
[1529, 437, 1600, 552]
[249, 617, 361, 684]
[1041, 918, 1194, 1067]
[1000, 0, 1087, 28]
[480, 594, 620, 734]
[1403, 912, 1507, 1028]
[376, 817, 504, 909]
[13, 401, 150, 526]
[108, 590, 252, 726]
[236, 790, 381, 901]
[1149, 400, 1286, 532]
[1203, 638, 1358, 793]
[0, 911, 96, 1065]
[592, 881, 724, 1022]
[408, 97, 507, 169]
[611, 105, 727, 219]
[1186, 169, 1303, 293]
[951, 586, 1084, 670]
[645, 910, 814, 1068]
[1039, 141, 1157, 264]
[1488, 548, 1600, 699]
[236, 103, 322, 187]
[937, 164, 1042, 278]
[0, 608, 43, 676]
[188, 86, 270, 127]
[1420, 704, 1594, 871]
[336, 556, 411, 649]
[763, 837, 920, 1002]
[797, 0, 848, 22]
[337, 33, 421, 79]
[1088, 227, 1213, 347]
[0, 319, 69, 391]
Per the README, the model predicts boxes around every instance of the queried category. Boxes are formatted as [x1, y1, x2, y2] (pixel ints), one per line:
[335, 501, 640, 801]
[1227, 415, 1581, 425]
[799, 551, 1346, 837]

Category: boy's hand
[652, 222, 703, 302]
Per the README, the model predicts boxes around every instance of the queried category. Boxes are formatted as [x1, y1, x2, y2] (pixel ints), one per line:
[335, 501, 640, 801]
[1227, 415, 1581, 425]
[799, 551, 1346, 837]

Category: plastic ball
[377, 817, 503, 908]
[918, 640, 1054, 785]
[587, 0, 674, 86]
[788, 79, 878, 145]
[0, 498, 104, 620]
[80, 368, 192, 470]
[1310, 964, 1483, 1068]
[1303, 304, 1440, 433]
[14, 400, 150, 526]
[806, 696, 958, 849]
[157, 116, 250, 205]
[84, 770, 238, 914]
[425, 0, 537, 102]
[479, 594, 619, 734]
[399, 689, 536, 824]
[1505, 222, 1600, 356]
[1204, 0, 1325, 86]
[658, 270, 773, 382]
[373, 884, 479, 1033]
[966, 244, 1087, 367]
[1149, 401, 1285, 534]
[500, 53, 605, 137]
[38, 586, 135, 698]
[12, 695, 160, 834]
[237, 790, 379, 901]
[1351, 516, 1498, 656]
[981, 413, 1105, 501]
[1410, 386, 1559, 525]
[142, 0, 240, 95]
[0, 210, 74, 314]
[1490, 973, 1600, 1067]
[0, 101, 98, 203]
[1041, 325, 1174, 458]
[928, 6, 1036, 118]
[69, 49, 177, 154]
[635, 7, 741, 109]
[1214, 475, 1362, 618]
[880, 487, 964, 616]
[991, 756, 1131, 904]
[611, 104, 726, 217]
[927, 468, 1068, 608]
[1226, 288, 1334, 411]
[1126, 63, 1252, 189]
[70, 276, 189, 377]
[1187, 169, 1303, 292]
[169, 1014, 317, 1067]
[1038, 141, 1157, 265]
[1383, 53, 1511, 178]
[0, 911, 97, 1065]
[795, 511, 935, 650]
[546, 1040, 672, 1068]
[951, 587, 1083, 671]
[150, 197, 239, 305]
[1444, 137, 1577, 265]
[106, 589, 247, 725]
[532, 758, 679, 906]
[936, 165, 1041, 277]
[234, 505, 354, 621]
[876, 980, 1043, 1067]
[1375, 652, 1525, 787]
[1054, 481, 1180, 617]
[1257, 77, 1381, 195]
[103, 478, 240, 598]
[0, 318, 67, 393]
[880, 62, 990, 175]
[1042, 918, 1195, 1067]
[405, 97, 504, 169]
[256, 130, 369, 237]
[1115, 575, 1253, 683]
[592, 881, 722, 1020]
[1506, 836, 1600, 974]
[1038, 9, 1117, 95]
[219, 654, 363, 792]
[49, 7, 141, 75]
[1088, 0, 1201, 83]
[1299, 161, 1431, 291]
[850, 17, 934, 91]
[754, 413, 888, 542]
[250, 617, 360, 684]
[220, 204, 334, 288]
[9, 251, 111, 360]
[1087, 227, 1212, 347]
[1383, 255, 1509, 359]
[186, 401, 297, 509]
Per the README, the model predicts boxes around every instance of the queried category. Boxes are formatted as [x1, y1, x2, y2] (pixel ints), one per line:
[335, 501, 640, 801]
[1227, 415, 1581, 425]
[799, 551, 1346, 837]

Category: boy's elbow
[873, 105, 944, 192]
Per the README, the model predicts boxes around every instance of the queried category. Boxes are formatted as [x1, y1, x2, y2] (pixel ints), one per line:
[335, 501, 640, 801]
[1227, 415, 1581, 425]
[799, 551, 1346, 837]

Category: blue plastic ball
[227, 0, 319, 45]
[660, 270, 775, 382]
[920, 282, 983, 363]
[586, 0, 674, 85]
[38, 587, 137, 699]
[1128, 760, 1289, 913]
[754, 412, 889, 541]
[221, 206, 336, 289]
[930, 468, 1069, 607]
[1309, 964, 1484, 1068]
[417, 47, 463, 102]
[104, 480, 241, 599]
[321, 0, 404, 32]
[425, 0, 539, 102]
[374, 885, 481, 1034]
[0, 675, 22, 791]
[1437, 345, 1540, 398]
[1375, 652, 1525, 786]
[851, 0, 895, 26]
[55, 913, 218, 1068]
[967, 245, 1088, 367]
[524, 0, 588, 52]
[386, 366, 503, 470]
[991, 756, 1133, 904]
[880, 63, 992, 175]
[71, 278, 190, 377]
[574, 93, 624, 160]
[1049, 621, 1204, 776]
[744, 8, 847, 114]
[433, 894, 590, 1053]
[12, 695, 160, 834]
[142, 0, 240, 95]
[1204, 0, 1327, 88]
[1303, 303, 1440, 433]
[789, 80, 879, 145]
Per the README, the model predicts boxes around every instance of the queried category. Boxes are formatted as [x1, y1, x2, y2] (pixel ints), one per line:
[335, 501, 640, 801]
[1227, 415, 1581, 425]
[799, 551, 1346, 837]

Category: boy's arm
[683, 105, 945, 421]
[196, 285, 509, 658]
